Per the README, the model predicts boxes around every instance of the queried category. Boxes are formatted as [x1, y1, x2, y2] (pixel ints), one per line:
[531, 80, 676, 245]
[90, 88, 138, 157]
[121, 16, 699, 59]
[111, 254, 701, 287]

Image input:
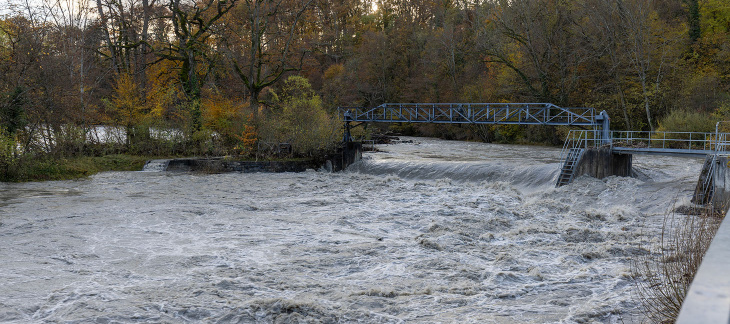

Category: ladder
[693, 154, 718, 204]
[556, 148, 585, 187]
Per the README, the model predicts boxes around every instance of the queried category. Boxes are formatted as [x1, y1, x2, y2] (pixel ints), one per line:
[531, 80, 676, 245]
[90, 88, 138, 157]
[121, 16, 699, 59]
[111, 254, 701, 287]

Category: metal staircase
[556, 148, 585, 187]
[693, 154, 717, 204]
[692, 133, 729, 205]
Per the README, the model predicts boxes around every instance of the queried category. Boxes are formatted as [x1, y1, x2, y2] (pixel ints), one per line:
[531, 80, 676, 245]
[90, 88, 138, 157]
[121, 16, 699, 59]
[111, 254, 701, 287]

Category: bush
[656, 110, 717, 134]
[259, 76, 340, 157]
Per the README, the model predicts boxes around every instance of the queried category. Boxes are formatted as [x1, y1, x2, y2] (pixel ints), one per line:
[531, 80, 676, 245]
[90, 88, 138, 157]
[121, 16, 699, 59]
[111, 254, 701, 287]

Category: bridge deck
[341, 104, 730, 158]
[611, 147, 715, 157]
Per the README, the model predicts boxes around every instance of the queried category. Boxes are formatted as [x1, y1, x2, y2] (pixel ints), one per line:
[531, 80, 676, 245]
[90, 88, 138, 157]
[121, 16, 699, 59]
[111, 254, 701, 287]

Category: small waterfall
[142, 159, 170, 172]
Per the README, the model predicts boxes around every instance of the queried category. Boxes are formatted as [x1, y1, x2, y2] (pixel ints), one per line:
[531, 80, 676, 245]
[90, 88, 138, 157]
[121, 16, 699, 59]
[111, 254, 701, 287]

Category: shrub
[259, 76, 340, 157]
[655, 109, 717, 134]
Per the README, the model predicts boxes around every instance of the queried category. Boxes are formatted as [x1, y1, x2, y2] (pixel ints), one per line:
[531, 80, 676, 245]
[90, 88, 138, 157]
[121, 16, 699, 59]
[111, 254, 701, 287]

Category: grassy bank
[3, 154, 153, 182]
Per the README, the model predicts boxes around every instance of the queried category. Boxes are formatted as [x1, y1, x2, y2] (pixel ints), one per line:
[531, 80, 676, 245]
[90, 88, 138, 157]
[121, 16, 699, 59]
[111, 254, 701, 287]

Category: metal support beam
[339, 103, 600, 127]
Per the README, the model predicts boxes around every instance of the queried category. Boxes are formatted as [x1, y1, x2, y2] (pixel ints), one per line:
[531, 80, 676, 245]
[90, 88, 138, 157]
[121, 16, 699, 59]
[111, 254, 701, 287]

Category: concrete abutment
[574, 148, 633, 180]
[326, 142, 362, 172]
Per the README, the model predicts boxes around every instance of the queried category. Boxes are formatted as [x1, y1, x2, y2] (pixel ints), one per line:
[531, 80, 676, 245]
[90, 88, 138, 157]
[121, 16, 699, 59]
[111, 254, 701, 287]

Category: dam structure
[341, 103, 730, 322]
[339, 103, 730, 203]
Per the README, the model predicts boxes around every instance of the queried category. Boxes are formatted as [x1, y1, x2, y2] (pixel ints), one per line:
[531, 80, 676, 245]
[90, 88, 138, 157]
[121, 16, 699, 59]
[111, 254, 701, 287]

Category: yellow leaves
[110, 73, 145, 126]
[258, 76, 339, 156]
[201, 93, 244, 131]
[146, 60, 183, 119]
[324, 63, 344, 80]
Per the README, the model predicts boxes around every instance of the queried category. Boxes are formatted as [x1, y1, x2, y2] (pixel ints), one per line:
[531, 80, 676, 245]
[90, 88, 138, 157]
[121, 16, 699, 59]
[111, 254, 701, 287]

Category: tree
[107, 73, 147, 146]
[155, 0, 238, 132]
[475, 0, 594, 106]
[0, 86, 28, 135]
[259, 75, 338, 156]
[222, 0, 314, 123]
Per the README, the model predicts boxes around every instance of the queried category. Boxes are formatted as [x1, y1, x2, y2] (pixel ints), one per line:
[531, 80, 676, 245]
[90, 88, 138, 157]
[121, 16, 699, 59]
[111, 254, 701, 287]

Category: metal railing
[340, 103, 599, 126]
[609, 131, 730, 152]
[560, 130, 730, 156]
[558, 130, 604, 163]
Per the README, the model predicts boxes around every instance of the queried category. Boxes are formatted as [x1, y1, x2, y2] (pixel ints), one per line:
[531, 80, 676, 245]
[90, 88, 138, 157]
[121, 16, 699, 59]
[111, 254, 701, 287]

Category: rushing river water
[0, 137, 703, 323]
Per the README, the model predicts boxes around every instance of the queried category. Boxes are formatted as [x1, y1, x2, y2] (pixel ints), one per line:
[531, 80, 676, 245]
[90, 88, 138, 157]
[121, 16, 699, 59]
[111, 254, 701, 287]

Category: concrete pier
[326, 142, 362, 172]
[573, 148, 633, 180]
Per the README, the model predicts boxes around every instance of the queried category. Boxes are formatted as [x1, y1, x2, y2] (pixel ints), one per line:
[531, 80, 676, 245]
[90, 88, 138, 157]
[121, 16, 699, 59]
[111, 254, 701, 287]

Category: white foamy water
[0, 137, 703, 323]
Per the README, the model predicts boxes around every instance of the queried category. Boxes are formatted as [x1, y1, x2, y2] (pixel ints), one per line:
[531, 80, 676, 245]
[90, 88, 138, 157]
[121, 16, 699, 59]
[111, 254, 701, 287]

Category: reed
[631, 203, 723, 323]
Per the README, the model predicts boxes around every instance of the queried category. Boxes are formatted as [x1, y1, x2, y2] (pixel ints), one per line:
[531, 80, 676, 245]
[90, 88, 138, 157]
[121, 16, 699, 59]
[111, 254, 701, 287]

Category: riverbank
[1, 154, 152, 182]
[1, 154, 331, 182]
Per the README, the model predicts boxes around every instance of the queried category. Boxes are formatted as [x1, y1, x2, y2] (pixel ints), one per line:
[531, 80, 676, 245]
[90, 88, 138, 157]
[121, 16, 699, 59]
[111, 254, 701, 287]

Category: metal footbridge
[340, 103, 606, 127]
[339, 103, 730, 186]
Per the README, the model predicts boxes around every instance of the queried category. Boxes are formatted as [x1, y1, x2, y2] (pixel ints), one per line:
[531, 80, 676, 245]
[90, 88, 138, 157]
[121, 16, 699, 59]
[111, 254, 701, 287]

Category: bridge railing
[559, 130, 730, 157]
[675, 209, 730, 324]
[339, 103, 598, 126]
[610, 131, 730, 152]
[559, 130, 604, 162]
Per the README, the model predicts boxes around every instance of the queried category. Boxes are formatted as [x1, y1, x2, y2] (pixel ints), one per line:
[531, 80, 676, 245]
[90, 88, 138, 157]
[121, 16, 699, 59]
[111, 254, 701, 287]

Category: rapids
[0, 137, 703, 323]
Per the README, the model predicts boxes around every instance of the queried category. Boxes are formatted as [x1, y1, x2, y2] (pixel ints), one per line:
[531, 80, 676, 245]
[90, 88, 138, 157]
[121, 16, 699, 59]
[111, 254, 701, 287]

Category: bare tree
[222, 0, 314, 123]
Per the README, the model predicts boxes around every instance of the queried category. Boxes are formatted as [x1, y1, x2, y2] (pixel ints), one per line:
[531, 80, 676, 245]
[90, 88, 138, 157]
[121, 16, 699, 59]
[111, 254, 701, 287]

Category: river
[0, 137, 703, 323]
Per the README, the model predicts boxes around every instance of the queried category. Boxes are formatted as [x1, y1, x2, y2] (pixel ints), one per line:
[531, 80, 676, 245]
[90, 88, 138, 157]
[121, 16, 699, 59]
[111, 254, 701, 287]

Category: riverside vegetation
[1, 0, 729, 180]
[632, 204, 723, 323]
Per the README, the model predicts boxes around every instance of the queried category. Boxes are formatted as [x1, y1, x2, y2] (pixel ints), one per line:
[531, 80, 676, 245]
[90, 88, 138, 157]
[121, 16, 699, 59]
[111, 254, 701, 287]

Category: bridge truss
[339, 103, 601, 126]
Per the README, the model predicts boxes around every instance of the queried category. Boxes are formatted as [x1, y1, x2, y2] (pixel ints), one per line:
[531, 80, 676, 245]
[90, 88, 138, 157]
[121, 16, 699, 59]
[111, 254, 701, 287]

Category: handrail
[610, 131, 730, 152]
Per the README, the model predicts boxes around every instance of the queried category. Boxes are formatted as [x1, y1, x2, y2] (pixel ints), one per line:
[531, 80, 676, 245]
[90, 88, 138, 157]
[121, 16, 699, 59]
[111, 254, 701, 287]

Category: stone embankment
[145, 142, 363, 173]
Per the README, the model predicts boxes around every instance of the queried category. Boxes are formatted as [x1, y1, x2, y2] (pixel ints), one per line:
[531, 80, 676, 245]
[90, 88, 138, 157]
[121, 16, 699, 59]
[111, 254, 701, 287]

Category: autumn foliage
[0, 0, 729, 174]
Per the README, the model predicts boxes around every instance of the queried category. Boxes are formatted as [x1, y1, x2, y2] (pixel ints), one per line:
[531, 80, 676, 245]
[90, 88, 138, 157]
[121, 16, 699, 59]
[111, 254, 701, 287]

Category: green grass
[5, 154, 153, 182]
[3, 154, 322, 182]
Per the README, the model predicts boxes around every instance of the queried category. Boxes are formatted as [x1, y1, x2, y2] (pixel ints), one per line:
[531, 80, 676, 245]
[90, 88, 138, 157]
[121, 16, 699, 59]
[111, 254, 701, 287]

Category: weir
[340, 104, 730, 322]
[340, 103, 730, 202]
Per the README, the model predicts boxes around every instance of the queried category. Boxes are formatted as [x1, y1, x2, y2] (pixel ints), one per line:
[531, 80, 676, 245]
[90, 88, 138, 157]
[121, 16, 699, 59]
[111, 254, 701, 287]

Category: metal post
[595, 110, 611, 146]
[343, 110, 353, 143]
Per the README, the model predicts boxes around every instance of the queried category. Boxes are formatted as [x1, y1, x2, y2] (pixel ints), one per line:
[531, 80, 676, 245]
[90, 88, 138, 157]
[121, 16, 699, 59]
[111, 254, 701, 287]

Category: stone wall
[165, 158, 318, 173]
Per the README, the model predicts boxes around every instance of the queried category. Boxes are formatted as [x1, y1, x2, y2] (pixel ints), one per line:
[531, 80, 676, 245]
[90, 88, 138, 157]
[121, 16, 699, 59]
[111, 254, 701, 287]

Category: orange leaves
[233, 123, 257, 156]
[323, 63, 344, 80]
[201, 93, 246, 133]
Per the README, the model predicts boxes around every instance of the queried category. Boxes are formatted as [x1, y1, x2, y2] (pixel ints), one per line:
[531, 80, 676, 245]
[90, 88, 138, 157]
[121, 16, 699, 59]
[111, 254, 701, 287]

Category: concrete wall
[675, 211, 730, 324]
[710, 156, 730, 210]
[165, 158, 318, 173]
[326, 142, 362, 172]
[574, 148, 632, 180]
[151, 142, 362, 173]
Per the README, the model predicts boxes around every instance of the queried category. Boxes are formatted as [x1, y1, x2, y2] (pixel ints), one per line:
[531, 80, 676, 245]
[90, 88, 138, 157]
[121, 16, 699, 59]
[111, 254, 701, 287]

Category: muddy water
[0, 137, 702, 323]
